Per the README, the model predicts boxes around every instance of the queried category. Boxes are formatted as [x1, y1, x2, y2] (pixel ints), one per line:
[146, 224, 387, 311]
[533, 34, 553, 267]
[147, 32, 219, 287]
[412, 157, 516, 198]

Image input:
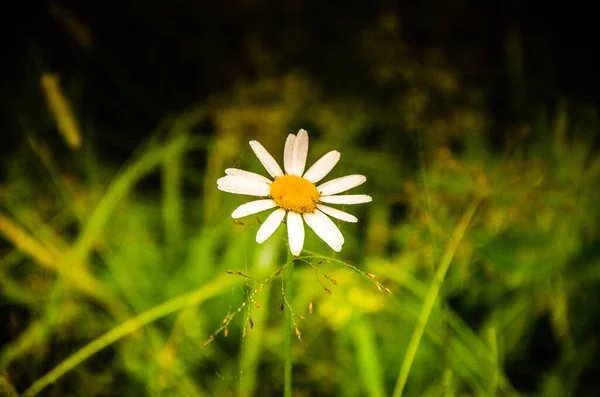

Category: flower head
[217, 129, 372, 256]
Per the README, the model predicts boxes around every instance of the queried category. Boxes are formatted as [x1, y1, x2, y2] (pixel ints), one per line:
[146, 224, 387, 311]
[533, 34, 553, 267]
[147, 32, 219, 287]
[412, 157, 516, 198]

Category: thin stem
[392, 199, 479, 397]
[0, 375, 19, 397]
[284, 251, 295, 397]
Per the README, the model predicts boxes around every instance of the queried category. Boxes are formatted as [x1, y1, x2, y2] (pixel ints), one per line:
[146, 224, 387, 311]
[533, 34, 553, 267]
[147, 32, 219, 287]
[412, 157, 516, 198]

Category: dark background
[3, 0, 600, 152]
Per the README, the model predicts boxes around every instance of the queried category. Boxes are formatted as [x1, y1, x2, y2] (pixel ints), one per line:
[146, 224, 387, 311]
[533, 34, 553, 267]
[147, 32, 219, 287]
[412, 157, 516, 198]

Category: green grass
[1, 64, 600, 397]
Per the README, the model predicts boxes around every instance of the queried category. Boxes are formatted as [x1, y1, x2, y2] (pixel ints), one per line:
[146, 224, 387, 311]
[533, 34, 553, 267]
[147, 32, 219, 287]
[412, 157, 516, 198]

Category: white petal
[283, 134, 296, 174]
[217, 176, 270, 196]
[302, 150, 340, 183]
[318, 174, 366, 195]
[291, 129, 309, 176]
[231, 199, 277, 218]
[256, 208, 286, 243]
[317, 204, 358, 223]
[249, 140, 284, 178]
[303, 210, 344, 252]
[319, 194, 372, 205]
[225, 168, 272, 184]
[286, 212, 305, 256]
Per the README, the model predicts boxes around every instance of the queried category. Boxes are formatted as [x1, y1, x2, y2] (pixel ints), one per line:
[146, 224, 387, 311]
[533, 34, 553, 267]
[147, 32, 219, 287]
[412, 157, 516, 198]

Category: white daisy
[217, 129, 372, 256]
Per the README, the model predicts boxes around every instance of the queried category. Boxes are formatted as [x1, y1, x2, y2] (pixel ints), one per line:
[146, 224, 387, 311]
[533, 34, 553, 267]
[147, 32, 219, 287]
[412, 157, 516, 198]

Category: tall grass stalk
[392, 199, 479, 397]
[351, 316, 386, 397]
[239, 238, 280, 396]
[162, 133, 184, 261]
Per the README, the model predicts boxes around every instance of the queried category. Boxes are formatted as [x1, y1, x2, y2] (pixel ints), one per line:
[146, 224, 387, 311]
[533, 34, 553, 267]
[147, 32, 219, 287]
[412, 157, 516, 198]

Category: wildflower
[217, 129, 371, 256]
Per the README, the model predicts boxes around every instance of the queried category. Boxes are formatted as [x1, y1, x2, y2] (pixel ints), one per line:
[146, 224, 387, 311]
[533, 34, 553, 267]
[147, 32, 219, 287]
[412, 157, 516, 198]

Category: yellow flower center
[270, 175, 320, 213]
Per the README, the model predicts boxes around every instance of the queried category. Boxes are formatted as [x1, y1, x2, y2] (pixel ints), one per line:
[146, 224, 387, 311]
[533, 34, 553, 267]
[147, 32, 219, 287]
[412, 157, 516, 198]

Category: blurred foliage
[2, 6, 600, 397]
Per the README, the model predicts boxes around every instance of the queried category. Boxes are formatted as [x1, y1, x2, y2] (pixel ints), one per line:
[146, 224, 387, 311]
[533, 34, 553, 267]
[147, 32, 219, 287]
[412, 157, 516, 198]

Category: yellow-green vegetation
[2, 16, 600, 397]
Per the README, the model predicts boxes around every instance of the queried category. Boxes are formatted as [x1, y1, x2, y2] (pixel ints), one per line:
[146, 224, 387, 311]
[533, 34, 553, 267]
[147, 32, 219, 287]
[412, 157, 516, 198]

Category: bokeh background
[2, 1, 600, 396]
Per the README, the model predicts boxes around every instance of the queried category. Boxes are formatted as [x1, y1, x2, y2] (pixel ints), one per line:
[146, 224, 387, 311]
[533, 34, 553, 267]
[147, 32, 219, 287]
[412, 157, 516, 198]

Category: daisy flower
[217, 129, 372, 256]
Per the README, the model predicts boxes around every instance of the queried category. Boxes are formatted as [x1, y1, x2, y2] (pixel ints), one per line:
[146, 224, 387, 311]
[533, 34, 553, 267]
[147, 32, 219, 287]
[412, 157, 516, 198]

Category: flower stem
[284, 252, 294, 397]
[392, 199, 479, 397]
